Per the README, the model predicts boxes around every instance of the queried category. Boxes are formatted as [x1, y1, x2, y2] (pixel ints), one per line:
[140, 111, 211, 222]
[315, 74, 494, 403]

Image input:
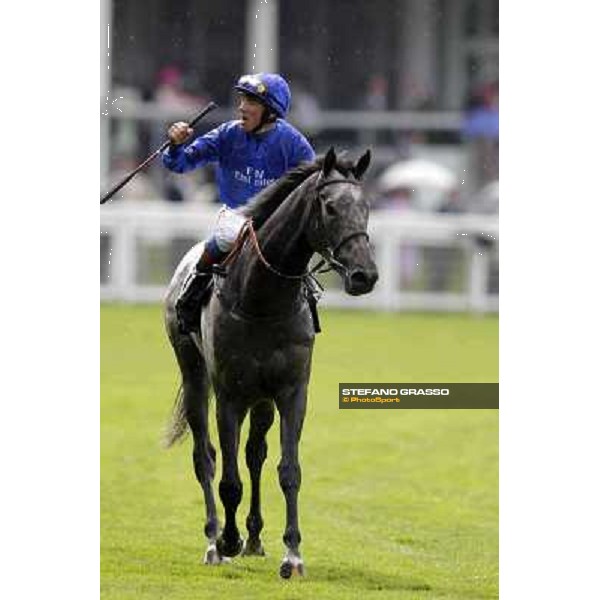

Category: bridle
[224, 176, 370, 283]
[310, 177, 370, 279]
[220, 175, 370, 284]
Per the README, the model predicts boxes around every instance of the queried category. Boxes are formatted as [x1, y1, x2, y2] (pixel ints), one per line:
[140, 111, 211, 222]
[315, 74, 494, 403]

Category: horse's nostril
[350, 271, 369, 288]
[347, 269, 378, 295]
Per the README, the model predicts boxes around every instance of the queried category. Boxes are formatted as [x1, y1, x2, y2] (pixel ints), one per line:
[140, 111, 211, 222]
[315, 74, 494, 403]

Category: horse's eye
[324, 202, 336, 217]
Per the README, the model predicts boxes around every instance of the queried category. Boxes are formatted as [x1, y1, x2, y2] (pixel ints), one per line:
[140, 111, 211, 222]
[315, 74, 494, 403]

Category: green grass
[101, 305, 498, 599]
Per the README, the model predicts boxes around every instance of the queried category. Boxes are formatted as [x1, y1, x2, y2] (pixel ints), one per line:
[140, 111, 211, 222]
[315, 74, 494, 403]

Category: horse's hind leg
[242, 400, 275, 557]
[168, 335, 220, 564]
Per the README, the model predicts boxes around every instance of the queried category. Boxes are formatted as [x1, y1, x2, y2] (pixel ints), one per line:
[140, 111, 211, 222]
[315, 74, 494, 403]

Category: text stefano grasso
[341, 388, 450, 396]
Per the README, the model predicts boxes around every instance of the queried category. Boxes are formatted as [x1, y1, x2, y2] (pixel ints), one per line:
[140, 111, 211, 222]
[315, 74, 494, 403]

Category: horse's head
[308, 147, 378, 296]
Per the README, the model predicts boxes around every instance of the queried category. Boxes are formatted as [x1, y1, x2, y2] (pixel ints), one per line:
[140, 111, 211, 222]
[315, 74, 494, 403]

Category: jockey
[162, 73, 316, 333]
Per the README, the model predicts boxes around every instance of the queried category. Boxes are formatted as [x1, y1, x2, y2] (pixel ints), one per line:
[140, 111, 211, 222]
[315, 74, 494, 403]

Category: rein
[213, 175, 369, 327]
[219, 177, 370, 282]
[247, 219, 309, 280]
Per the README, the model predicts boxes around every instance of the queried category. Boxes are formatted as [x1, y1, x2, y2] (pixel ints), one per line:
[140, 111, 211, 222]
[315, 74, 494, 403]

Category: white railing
[100, 201, 498, 313]
[107, 101, 464, 132]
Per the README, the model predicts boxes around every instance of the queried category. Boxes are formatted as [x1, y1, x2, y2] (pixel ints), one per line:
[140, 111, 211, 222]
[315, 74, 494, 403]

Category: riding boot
[175, 247, 221, 334]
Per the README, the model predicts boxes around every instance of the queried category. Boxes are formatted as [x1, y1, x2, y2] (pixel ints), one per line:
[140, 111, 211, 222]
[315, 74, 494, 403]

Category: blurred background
[100, 0, 498, 313]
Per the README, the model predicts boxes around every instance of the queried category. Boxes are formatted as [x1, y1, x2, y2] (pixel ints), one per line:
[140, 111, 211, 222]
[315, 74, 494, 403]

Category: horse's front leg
[215, 396, 246, 559]
[242, 400, 275, 556]
[275, 384, 308, 578]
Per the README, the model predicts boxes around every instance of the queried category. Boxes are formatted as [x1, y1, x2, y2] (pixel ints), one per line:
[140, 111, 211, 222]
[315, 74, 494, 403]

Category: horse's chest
[204, 314, 314, 396]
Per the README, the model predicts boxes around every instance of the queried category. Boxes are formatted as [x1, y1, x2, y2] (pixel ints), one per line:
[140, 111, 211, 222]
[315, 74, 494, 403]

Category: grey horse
[164, 148, 378, 578]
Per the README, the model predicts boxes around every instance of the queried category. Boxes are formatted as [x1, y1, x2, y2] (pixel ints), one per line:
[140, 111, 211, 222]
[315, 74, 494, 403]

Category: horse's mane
[240, 154, 357, 229]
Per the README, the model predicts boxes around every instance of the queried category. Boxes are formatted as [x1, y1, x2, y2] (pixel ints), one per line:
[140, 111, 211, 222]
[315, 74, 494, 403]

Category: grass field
[101, 305, 498, 599]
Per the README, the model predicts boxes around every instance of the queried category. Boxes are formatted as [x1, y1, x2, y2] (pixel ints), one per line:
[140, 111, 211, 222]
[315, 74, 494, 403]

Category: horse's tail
[163, 383, 189, 448]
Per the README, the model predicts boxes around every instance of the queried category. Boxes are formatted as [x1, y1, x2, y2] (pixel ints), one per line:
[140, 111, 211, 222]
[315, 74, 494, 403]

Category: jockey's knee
[214, 207, 246, 252]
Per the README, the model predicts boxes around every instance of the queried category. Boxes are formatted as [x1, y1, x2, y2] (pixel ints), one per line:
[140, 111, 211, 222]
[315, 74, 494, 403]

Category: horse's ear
[323, 147, 336, 176]
[353, 149, 371, 180]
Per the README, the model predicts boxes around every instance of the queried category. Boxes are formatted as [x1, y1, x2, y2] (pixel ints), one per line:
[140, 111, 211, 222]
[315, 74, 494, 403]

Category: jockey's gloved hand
[168, 122, 194, 145]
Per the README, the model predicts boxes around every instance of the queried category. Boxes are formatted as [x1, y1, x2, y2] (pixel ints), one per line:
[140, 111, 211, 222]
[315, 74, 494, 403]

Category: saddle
[178, 219, 324, 334]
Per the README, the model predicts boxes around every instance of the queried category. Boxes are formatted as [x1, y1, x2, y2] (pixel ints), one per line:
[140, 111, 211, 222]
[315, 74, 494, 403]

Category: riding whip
[100, 101, 218, 205]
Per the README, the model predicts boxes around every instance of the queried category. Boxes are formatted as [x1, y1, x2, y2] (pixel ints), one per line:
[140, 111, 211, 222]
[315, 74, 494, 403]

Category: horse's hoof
[216, 535, 244, 558]
[279, 557, 305, 579]
[203, 544, 230, 565]
[241, 538, 266, 556]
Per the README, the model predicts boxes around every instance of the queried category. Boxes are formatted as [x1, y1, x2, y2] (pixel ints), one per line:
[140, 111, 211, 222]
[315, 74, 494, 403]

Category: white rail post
[100, 0, 113, 184]
[468, 242, 489, 314]
[246, 0, 279, 74]
[112, 214, 137, 302]
[378, 228, 401, 310]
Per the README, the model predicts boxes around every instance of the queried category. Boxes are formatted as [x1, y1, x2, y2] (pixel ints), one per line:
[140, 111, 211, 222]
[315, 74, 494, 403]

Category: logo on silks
[239, 75, 267, 95]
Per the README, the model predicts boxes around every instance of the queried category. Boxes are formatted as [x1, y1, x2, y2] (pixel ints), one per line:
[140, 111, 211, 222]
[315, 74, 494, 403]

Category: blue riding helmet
[234, 73, 291, 119]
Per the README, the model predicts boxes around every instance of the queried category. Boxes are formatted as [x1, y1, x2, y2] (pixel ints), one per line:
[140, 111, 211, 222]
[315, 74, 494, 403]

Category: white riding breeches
[212, 206, 247, 253]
